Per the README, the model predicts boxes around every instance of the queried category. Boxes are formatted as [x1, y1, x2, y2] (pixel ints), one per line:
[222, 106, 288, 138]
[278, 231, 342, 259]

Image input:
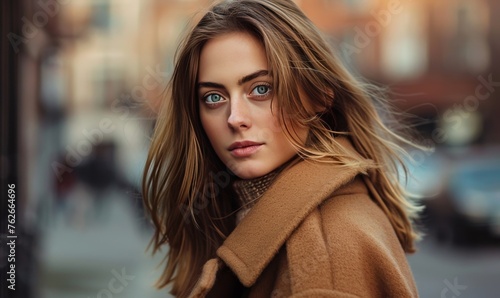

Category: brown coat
[188, 144, 418, 297]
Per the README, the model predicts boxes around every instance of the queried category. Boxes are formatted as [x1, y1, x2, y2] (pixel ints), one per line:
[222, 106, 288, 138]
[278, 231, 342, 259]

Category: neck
[233, 170, 280, 210]
[232, 156, 300, 208]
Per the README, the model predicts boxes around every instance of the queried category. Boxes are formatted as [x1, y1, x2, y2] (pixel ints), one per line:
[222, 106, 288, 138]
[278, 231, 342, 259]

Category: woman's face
[198, 32, 307, 179]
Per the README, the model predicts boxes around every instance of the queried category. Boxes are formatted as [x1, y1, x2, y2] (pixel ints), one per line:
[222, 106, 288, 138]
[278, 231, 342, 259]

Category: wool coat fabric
[188, 142, 419, 298]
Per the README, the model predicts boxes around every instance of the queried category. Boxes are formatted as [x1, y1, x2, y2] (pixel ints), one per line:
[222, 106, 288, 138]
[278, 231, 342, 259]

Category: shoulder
[319, 176, 397, 247]
[286, 176, 418, 297]
[287, 175, 398, 258]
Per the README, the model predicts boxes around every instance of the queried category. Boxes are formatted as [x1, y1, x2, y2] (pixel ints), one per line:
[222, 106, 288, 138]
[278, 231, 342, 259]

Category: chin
[233, 170, 260, 180]
[224, 158, 275, 180]
[235, 167, 275, 180]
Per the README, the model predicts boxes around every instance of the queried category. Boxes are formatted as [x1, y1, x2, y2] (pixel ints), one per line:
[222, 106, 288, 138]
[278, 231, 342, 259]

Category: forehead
[198, 32, 268, 83]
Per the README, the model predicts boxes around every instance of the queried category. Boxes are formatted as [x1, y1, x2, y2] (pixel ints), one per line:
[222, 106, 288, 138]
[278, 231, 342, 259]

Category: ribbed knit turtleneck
[233, 170, 279, 206]
[232, 158, 298, 224]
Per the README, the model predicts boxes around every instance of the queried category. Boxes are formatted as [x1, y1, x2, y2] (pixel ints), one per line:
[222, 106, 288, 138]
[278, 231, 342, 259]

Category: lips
[228, 141, 263, 157]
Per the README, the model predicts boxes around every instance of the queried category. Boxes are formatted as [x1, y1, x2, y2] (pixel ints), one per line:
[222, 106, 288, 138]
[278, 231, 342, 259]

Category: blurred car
[424, 145, 500, 245]
[402, 150, 446, 201]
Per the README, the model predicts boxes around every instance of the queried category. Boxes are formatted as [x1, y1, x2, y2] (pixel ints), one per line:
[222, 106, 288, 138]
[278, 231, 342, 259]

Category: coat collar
[216, 137, 371, 286]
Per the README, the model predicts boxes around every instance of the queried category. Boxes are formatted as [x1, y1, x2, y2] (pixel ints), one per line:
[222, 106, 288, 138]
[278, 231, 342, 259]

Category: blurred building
[297, 0, 500, 145]
[13, 0, 500, 227]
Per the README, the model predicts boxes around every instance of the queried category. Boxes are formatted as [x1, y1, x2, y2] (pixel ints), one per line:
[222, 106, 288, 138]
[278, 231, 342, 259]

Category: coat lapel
[217, 138, 371, 286]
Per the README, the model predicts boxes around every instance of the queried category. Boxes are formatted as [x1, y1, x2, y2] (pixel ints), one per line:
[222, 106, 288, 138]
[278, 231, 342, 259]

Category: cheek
[200, 112, 225, 150]
[267, 111, 308, 145]
[260, 104, 284, 135]
[272, 123, 309, 153]
[200, 112, 208, 133]
[200, 112, 215, 140]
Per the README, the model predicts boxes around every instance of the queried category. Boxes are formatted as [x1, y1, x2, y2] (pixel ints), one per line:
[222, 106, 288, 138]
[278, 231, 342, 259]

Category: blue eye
[251, 84, 271, 96]
[205, 94, 222, 103]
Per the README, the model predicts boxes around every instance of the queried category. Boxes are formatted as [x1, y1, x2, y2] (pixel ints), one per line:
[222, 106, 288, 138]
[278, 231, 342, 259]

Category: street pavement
[37, 191, 500, 298]
[38, 192, 173, 298]
[409, 236, 500, 298]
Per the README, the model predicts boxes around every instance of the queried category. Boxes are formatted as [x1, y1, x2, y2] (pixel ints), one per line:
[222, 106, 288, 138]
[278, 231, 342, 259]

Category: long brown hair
[142, 0, 423, 296]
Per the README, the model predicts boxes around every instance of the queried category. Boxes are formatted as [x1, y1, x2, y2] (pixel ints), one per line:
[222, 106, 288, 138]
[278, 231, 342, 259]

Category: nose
[227, 97, 251, 130]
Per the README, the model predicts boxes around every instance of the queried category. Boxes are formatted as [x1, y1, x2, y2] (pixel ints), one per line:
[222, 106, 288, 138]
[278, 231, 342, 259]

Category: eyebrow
[197, 69, 270, 89]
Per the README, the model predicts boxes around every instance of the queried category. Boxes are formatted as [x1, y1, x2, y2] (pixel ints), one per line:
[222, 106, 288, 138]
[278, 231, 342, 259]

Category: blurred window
[91, 0, 111, 31]
[40, 52, 67, 113]
[380, 1, 427, 80]
[439, 109, 483, 146]
[446, 0, 490, 74]
[341, 0, 376, 14]
[92, 66, 124, 109]
[337, 30, 378, 76]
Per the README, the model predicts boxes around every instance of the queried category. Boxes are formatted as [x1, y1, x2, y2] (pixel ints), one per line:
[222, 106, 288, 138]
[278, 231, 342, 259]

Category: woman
[143, 0, 422, 297]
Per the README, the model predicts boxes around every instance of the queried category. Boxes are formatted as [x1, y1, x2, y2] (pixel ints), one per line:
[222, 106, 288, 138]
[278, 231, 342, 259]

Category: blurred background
[1, 0, 499, 297]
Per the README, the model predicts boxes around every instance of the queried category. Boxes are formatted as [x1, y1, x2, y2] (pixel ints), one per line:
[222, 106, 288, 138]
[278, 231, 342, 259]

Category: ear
[315, 88, 334, 113]
[298, 87, 334, 114]
[326, 88, 334, 100]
